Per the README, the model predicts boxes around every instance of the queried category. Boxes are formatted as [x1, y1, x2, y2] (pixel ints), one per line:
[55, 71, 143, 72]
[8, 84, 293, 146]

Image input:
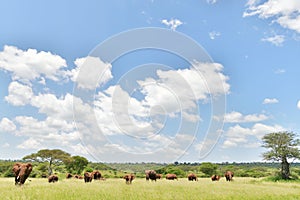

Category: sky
[0, 0, 300, 163]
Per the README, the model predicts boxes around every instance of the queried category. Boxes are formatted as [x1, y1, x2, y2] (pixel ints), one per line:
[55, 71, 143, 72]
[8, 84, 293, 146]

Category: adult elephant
[84, 172, 93, 183]
[166, 174, 178, 180]
[123, 174, 135, 184]
[224, 171, 234, 181]
[92, 170, 101, 180]
[145, 170, 157, 181]
[187, 173, 198, 181]
[211, 175, 221, 181]
[48, 174, 59, 183]
[12, 163, 32, 185]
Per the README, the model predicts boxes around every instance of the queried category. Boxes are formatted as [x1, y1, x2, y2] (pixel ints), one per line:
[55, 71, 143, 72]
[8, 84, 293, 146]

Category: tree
[23, 149, 71, 175]
[262, 131, 300, 179]
[199, 162, 218, 176]
[65, 156, 89, 174]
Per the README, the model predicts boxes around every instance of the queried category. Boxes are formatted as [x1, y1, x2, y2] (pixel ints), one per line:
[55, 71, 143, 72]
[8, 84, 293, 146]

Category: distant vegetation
[1, 131, 300, 181]
[1, 158, 300, 180]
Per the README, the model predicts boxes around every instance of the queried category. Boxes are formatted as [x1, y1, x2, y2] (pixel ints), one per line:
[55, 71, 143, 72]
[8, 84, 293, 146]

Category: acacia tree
[262, 132, 300, 179]
[23, 149, 71, 175]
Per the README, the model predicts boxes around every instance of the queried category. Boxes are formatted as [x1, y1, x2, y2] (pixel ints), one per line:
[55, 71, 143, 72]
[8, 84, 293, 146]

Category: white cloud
[2, 143, 10, 148]
[209, 31, 221, 40]
[274, 69, 286, 74]
[263, 98, 279, 104]
[68, 56, 112, 90]
[31, 93, 75, 120]
[0, 118, 16, 132]
[5, 81, 33, 106]
[207, 0, 217, 4]
[244, 0, 300, 33]
[219, 111, 268, 123]
[261, 35, 285, 46]
[0, 45, 67, 82]
[0, 44, 230, 161]
[222, 123, 285, 148]
[17, 138, 42, 149]
[161, 19, 183, 31]
[297, 100, 300, 109]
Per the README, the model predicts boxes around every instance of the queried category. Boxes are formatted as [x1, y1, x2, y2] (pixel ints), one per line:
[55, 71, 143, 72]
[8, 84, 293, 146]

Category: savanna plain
[1, 177, 300, 200]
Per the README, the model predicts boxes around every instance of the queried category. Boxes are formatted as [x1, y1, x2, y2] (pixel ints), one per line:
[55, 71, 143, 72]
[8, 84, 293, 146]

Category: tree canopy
[65, 156, 89, 174]
[262, 131, 300, 179]
[23, 149, 71, 175]
[199, 162, 218, 176]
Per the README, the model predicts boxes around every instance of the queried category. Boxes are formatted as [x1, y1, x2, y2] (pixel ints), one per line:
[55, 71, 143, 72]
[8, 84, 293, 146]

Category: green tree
[262, 132, 300, 179]
[23, 149, 71, 175]
[199, 162, 217, 176]
[65, 156, 89, 174]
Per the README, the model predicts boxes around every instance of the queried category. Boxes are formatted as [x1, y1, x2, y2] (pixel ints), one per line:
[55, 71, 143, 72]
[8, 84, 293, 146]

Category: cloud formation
[261, 35, 285, 46]
[244, 0, 300, 33]
[222, 123, 285, 148]
[263, 98, 279, 104]
[223, 111, 268, 123]
[0, 45, 67, 83]
[161, 19, 183, 31]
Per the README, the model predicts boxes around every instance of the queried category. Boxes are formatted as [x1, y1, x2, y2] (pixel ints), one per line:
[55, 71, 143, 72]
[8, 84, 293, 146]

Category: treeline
[1, 159, 300, 179]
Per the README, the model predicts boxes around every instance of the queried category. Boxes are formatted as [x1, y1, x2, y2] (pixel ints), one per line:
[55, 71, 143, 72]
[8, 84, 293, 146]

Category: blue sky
[0, 0, 300, 163]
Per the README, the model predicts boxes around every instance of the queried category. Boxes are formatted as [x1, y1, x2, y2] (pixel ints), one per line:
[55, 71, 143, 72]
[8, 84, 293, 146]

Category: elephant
[156, 174, 162, 179]
[123, 174, 135, 184]
[145, 170, 157, 181]
[66, 173, 73, 179]
[12, 163, 33, 185]
[92, 170, 101, 180]
[187, 173, 198, 181]
[84, 172, 93, 183]
[73, 174, 83, 179]
[48, 174, 59, 183]
[224, 171, 234, 181]
[211, 175, 221, 181]
[166, 174, 178, 180]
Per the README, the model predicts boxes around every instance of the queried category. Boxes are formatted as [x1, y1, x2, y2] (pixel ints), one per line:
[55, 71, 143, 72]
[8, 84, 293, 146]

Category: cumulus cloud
[161, 19, 183, 31]
[1, 43, 230, 161]
[261, 35, 285, 46]
[0, 118, 16, 132]
[5, 81, 33, 106]
[17, 138, 42, 149]
[222, 123, 285, 148]
[68, 56, 112, 90]
[263, 98, 279, 104]
[244, 0, 300, 33]
[297, 100, 300, 109]
[216, 111, 268, 123]
[0, 45, 67, 83]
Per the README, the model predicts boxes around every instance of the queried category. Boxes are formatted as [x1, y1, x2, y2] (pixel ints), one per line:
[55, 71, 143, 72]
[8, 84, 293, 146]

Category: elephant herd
[12, 162, 234, 186]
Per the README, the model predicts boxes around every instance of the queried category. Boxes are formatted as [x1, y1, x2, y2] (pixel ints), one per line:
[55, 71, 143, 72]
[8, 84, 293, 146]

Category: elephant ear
[12, 163, 21, 175]
[26, 163, 33, 172]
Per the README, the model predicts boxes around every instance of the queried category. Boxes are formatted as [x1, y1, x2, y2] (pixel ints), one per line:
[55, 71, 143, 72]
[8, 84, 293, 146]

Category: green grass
[1, 177, 300, 200]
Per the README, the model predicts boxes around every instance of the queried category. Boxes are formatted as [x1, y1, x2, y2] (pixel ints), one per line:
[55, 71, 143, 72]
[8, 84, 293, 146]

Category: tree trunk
[281, 157, 290, 179]
[48, 159, 53, 175]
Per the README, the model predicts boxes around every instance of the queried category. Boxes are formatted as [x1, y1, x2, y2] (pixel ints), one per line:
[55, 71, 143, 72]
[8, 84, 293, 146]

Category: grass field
[1, 177, 300, 200]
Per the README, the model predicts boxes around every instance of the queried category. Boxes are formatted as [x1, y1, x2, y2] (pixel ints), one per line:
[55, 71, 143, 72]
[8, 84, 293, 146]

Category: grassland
[1, 177, 300, 200]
